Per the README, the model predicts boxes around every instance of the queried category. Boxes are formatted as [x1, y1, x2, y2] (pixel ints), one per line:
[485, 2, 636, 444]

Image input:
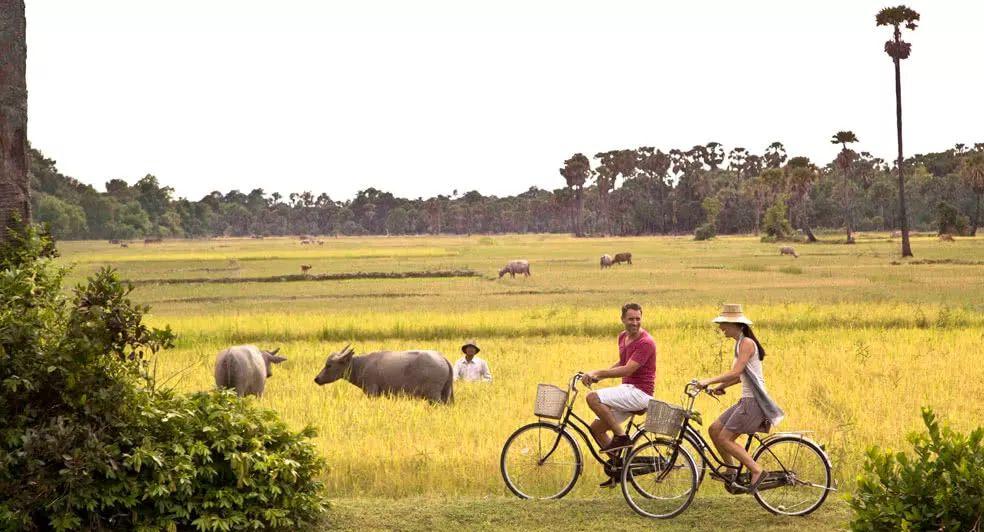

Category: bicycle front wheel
[620, 439, 698, 519]
[500, 422, 583, 499]
[752, 436, 832, 516]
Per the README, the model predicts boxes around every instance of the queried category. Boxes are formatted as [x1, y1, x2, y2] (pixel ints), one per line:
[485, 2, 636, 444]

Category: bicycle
[619, 380, 834, 519]
[499, 372, 708, 499]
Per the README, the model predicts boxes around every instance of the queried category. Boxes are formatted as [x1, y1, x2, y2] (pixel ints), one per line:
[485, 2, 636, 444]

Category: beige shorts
[595, 384, 652, 424]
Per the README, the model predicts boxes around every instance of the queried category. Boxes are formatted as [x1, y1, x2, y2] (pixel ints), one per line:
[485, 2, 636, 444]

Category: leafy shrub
[0, 227, 328, 531]
[850, 407, 984, 531]
[693, 223, 716, 241]
[761, 197, 794, 240]
[778, 265, 803, 275]
[935, 201, 970, 236]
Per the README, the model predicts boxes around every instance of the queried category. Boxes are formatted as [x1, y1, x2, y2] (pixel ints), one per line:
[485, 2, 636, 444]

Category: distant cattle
[314, 345, 453, 403]
[250, 234, 265, 239]
[891, 230, 902, 238]
[300, 239, 312, 245]
[779, 246, 799, 258]
[301, 264, 312, 274]
[144, 237, 163, 245]
[109, 239, 120, 244]
[499, 259, 531, 278]
[600, 254, 614, 269]
[120, 242, 129, 248]
[214, 345, 287, 397]
[317, 240, 325, 245]
[939, 233, 955, 242]
[613, 252, 632, 265]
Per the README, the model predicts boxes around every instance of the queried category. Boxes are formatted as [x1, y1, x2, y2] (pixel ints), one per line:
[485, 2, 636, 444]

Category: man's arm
[481, 360, 492, 382]
[452, 360, 463, 381]
[586, 360, 641, 383]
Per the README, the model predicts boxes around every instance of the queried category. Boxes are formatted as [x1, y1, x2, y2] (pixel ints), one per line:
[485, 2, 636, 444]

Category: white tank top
[736, 335, 765, 398]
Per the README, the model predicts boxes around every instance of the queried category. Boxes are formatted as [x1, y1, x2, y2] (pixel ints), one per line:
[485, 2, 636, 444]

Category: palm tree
[593, 149, 636, 235]
[831, 131, 859, 242]
[559, 153, 590, 237]
[960, 152, 984, 235]
[0, 0, 32, 241]
[877, 5, 920, 257]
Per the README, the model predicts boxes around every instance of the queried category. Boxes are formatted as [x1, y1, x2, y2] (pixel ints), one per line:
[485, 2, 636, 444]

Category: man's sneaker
[600, 434, 632, 453]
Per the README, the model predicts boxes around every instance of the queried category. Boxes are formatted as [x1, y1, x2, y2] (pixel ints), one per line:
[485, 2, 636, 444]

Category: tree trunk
[0, 0, 31, 241]
[574, 186, 584, 237]
[973, 192, 981, 237]
[894, 56, 913, 257]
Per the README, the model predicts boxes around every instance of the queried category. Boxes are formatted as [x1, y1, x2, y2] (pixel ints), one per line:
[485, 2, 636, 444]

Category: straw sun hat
[711, 303, 753, 325]
[461, 340, 481, 354]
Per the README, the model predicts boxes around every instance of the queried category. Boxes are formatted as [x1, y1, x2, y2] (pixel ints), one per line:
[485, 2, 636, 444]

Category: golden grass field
[55, 233, 984, 501]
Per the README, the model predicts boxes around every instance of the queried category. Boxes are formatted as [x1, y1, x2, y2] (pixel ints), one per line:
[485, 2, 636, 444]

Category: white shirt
[453, 356, 493, 382]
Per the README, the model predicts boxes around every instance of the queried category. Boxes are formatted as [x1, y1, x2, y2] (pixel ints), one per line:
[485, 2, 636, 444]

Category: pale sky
[25, 1, 984, 202]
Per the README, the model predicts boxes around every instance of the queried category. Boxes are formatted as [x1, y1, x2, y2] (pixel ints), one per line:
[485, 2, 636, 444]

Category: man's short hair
[621, 302, 642, 318]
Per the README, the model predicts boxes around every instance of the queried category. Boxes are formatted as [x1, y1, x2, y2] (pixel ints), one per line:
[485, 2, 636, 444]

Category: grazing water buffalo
[613, 252, 632, 265]
[600, 254, 614, 269]
[779, 246, 799, 258]
[498, 259, 531, 278]
[214, 345, 287, 397]
[314, 345, 454, 403]
[939, 233, 955, 242]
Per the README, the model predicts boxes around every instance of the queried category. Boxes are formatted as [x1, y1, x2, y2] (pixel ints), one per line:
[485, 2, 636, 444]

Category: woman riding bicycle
[697, 304, 784, 494]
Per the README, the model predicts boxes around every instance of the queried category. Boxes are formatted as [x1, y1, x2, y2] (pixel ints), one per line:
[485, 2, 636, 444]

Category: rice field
[55, 233, 984, 499]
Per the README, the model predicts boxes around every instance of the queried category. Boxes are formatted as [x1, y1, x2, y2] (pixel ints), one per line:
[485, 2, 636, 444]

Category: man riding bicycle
[581, 302, 657, 486]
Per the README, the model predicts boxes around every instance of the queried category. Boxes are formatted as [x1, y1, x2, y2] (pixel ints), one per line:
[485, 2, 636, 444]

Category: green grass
[321, 495, 852, 531]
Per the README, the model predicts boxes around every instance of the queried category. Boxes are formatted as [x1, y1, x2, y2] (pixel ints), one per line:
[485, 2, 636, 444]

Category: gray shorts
[717, 397, 770, 434]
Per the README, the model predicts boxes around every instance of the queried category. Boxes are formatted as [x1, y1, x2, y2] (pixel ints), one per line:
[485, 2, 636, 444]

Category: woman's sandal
[745, 471, 765, 494]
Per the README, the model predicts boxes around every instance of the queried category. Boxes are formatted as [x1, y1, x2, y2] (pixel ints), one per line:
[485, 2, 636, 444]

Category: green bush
[850, 407, 984, 531]
[693, 223, 716, 241]
[935, 201, 970, 236]
[761, 197, 794, 239]
[0, 227, 327, 531]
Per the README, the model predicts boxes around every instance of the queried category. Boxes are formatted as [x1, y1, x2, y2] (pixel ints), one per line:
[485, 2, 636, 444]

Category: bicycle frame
[538, 373, 653, 469]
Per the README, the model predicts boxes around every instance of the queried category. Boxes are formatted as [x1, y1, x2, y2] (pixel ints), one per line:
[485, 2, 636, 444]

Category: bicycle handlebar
[685, 379, 718, 399]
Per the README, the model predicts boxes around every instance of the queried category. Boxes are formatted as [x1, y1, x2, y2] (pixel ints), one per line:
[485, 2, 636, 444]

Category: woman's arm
[698, 338, 755, 389]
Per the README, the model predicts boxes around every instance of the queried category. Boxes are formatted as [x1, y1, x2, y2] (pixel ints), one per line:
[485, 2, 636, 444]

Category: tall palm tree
[831, 131, 859, 242]
[593, 149, 636, 236]
[0, 0, 31, 241]
[559, 153, 590, 237]
[960, 152, 984, 236]
[877, 5, 920, 257]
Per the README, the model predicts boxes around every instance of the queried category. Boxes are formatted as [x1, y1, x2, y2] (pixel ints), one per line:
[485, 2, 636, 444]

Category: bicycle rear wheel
[500, 422, 583, 499]
[752, 436, 832, 516]
[620, 439, 698, 519]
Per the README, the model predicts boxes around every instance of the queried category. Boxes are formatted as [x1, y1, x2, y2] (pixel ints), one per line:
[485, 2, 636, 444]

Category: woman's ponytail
[740, 324, 766, 360]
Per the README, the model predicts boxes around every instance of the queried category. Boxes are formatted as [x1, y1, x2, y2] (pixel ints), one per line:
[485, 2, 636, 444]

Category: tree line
[30, 139, 984, 241]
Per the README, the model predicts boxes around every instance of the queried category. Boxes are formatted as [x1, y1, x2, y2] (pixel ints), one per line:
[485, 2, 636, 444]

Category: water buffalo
[613, 252, 632, 265]
[779, 246, 799, 258]
[939, 233, 955, 242]
[314, 345, 453, 403]
[214, 345, 287, 397]
[498, 259, 531, 278]
[600, 254, 614, 269]
[144, 237, 163, 245]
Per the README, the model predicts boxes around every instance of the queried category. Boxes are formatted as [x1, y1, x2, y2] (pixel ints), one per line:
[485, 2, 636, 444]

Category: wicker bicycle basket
[644, 399, 687, 436]
[534, 384, 569, 419]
